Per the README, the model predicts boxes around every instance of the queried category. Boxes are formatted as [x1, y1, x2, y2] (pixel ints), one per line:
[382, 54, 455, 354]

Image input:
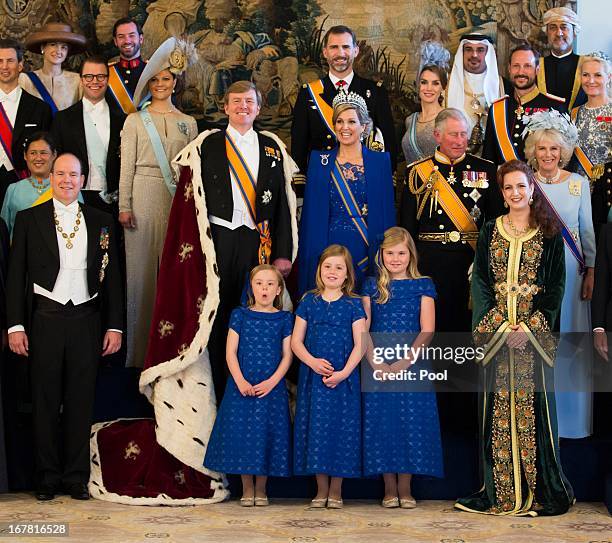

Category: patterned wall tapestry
[0, 0, 576, 150]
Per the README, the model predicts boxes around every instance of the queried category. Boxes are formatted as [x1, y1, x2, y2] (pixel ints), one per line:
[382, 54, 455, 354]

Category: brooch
[264, 146, 281, 160]
[177, 121, 189, 136]
[99, 253, 109, 283]
[99, 227, 110, 250]
[321, 154, 330, 166]
[569, 179, 581, 196]
[462, 171, 489, 189]
[262, 190, 272, 204]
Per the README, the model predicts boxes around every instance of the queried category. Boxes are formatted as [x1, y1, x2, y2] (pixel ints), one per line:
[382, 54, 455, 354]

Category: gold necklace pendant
[54, 207, 82, 250]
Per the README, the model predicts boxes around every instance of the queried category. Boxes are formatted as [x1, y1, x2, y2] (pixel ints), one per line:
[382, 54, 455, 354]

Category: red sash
[0, 103, 28, 179]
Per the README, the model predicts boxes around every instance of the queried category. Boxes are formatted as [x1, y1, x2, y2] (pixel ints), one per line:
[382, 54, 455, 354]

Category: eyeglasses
[81, 74, 108, 82]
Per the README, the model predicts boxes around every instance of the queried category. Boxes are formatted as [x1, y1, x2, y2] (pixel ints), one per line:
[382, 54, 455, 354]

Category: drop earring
[504, 201, 508, 208]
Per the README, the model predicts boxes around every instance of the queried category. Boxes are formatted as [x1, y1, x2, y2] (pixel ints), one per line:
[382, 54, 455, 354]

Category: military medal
[470, 205, 481, 220]
[515, 103, 524, 119]
[99, 227, 110, 250]
[321, 154, 329, 166]
[462, 171, 489, 188]
[569, 179, 581, 196]
[361, 203, 368, 216]
[448, 166, 456, 185]
[99, 253, 109, 283]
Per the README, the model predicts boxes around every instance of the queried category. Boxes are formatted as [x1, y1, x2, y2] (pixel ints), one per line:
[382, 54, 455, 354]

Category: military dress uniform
[105, 57, 146, 115]
[482, 88, 567, 166]
[291, 74, 397, 191]
[400, 149, 502, 332]
[538, 53, 587, 112]
[592, 161, 612, 241]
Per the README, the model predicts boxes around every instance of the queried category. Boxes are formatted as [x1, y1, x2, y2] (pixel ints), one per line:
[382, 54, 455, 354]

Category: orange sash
[108, 65, 137, 114]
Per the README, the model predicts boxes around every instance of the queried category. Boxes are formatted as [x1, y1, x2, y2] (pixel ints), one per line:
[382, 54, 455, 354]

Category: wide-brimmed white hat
[133, 37, 197, 107]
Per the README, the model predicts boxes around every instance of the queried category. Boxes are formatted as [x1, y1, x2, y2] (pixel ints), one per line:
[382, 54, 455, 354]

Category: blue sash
[535, 182, 585, 274]
[330, 160, 368, 272]
[25, 72, 58, 116]
[405, 113, 423, 161]
[139, 108, 176, 197]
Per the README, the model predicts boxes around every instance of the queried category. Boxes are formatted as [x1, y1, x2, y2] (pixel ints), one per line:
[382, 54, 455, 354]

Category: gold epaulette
[492, 95, 509, 104]
[406, 156, 430, 170]
[544, 92, 565, 103]
[466, 153, 494, 164]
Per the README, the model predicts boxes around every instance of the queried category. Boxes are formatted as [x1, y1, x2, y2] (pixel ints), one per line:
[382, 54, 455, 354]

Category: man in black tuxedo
[0, 38, 52, 205]
[291, 25, 397, 189]
[6, 153, 123, 500]
[51, 56, 125, 215]
[178, 80, 295, 401]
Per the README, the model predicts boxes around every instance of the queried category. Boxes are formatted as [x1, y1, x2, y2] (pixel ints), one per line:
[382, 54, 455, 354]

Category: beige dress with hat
[119, 110, 198, 368]
[19, 70, 81, 111]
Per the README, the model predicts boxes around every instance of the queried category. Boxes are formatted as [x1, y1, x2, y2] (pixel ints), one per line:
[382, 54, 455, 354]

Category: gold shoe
[326, 497, 343, 509]
[309, 497, 327, 508]
[381, 497, 400, 508]
[399, 497, 417, 509]
[240, 496, 255, 507]
[254, 496, 269, 506]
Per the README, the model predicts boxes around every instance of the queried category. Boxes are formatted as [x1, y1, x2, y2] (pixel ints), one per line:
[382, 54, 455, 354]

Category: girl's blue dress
[204, 307, 293, 476]
[362, 276, 444, 477]
[293, 292, 365, 477]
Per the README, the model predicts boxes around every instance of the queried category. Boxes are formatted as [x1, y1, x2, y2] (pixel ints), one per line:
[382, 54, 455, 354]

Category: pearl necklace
[536, 170, 561, 184]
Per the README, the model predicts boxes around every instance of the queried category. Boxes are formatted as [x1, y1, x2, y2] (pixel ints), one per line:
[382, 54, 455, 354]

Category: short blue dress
[204, 307, 293, 476]
[361, 276, 444, 477]
[328, 162, 369, 288]
[293, 292, 366, 477]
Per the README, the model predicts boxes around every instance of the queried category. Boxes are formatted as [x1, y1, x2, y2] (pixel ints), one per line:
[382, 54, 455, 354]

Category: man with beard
[446, 34, 504, 152]
[291, 25, 396, 190]
[537, 7, 586, 111]
[482, 43, 566, 166]
[106, 18, 146, 115]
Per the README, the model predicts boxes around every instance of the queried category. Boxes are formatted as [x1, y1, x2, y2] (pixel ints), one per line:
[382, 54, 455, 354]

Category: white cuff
[8, 325, 25, 334]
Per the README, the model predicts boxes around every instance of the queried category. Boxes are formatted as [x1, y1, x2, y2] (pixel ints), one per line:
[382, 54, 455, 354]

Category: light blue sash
[405, 113, 423, 161]
[139, 108, 176, 197]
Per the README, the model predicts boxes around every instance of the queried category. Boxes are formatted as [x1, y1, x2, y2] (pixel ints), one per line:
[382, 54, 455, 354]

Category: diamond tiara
[332, 90, 368, 113]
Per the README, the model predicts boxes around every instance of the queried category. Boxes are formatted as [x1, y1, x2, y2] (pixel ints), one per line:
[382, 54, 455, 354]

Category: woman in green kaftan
[455, 160, 574, 516]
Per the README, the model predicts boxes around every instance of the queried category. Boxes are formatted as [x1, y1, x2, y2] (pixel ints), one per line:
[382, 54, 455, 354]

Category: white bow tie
[55, 203, 80, 217]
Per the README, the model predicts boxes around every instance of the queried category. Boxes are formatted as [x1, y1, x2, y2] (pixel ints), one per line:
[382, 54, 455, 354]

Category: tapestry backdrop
[0, 0, 576, 152]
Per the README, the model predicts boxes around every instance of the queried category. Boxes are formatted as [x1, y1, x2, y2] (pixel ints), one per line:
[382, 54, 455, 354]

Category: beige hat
[133, 37, 197, 107]
[25, 22, 87, 55]
[542, 7, 581, 33]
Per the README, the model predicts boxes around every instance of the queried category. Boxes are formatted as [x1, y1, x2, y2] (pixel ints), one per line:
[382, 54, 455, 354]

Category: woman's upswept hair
[247, 264, 284, 310]
[313, 244, 357, 297]
[496, 160, 559, 238]
[523, 128, 574, 169]
[375, 227, 423, 304]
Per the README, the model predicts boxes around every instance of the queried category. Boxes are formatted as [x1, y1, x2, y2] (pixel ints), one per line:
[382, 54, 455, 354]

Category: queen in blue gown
[297, 96, 395, 296]
[204, 306, 293, 477]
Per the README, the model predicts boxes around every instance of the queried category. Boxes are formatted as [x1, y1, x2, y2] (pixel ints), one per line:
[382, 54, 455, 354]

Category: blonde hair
[374, 227, 423, 304]
[224, 80, 262, 106]
[332, 103, 373, 139]
[313, 244, 357, 297]
[578, 55, 612, 100]
[524, 128, 574, 170]
[247, 264, 284, 310]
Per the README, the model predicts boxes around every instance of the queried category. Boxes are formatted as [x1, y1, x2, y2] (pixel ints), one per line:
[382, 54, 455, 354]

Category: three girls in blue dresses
[204, 228, 443, 507]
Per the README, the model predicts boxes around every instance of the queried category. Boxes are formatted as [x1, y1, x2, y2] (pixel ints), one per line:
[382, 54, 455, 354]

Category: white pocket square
[271, 160, 276, 168]
[25, 123, 37, 127]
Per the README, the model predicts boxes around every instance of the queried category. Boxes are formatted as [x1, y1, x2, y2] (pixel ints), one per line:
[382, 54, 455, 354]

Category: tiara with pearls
[332, 90, 368, 114]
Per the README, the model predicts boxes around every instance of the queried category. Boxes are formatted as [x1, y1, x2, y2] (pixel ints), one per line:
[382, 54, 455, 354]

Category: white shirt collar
[226, 123, 257, 145]
[0, 85, 22, 103]
[53, 197, 80, 215]
[83, 97, 107, 113]
[551, 50, 573, 59]
[329, 71, 355, 88]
